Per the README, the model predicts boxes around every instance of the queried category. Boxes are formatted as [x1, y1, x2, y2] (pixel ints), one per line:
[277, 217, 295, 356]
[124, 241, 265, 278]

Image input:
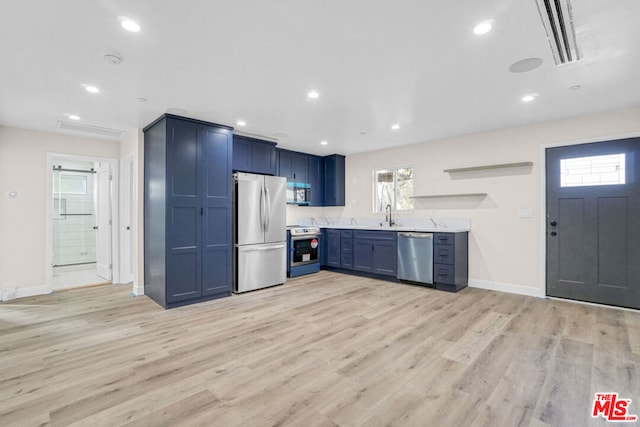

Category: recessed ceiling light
[85, 85, 100, 94]
[307, 90, 319, 99]
[320, 140, 328, 146]
[68, 114, 80, 121]
[473, 20, 494, 35]
[121, 19, 141, 32]
[236, 120, 246, 126]
[521, 93, 538, 102]
[391, 124, 401, 130]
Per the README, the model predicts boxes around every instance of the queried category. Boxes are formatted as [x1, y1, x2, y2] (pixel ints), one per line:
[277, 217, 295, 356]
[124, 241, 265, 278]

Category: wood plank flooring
[1, 271, 639, 426]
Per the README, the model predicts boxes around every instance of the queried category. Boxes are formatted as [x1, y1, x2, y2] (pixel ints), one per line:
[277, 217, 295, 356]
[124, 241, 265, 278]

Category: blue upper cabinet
[308, 155, 323, 206]
[232, 135, 277, 175]
[277, 149, 345, 207]
[278, 149, 309, 183]
[323, 154, 345, 206]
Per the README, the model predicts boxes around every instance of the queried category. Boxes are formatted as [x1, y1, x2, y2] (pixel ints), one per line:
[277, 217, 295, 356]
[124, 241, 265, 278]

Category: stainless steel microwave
[286, 182, 311, 205]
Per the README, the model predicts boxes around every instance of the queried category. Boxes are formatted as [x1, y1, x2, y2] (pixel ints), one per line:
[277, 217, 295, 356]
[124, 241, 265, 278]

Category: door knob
[93, 226, 98, 230]
[550, 231, 557, 236]
[550, 221, 557, 226]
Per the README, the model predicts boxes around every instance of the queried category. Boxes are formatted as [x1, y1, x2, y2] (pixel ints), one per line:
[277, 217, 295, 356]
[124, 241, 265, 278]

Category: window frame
[559, 153, 626, 188]
[372, 165, 414, 213]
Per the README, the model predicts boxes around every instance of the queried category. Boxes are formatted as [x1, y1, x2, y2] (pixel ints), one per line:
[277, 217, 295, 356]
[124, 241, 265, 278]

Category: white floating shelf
[411, 193, 487, 199]
[443, 161, 533, 173]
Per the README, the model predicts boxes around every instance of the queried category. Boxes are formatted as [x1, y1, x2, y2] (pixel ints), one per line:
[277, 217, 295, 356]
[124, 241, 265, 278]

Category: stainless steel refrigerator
[233, 172, 287, 293]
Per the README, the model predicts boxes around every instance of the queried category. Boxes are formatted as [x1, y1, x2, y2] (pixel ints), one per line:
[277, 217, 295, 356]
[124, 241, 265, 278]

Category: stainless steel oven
[288, 226, 321, 277]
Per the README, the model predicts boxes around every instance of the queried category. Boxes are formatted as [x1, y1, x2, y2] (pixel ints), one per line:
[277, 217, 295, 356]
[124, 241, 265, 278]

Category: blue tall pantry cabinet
[144, 114, 233, 308]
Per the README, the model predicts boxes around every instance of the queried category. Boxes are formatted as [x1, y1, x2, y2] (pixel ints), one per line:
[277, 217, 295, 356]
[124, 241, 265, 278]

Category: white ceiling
[1, 1, 639, 155]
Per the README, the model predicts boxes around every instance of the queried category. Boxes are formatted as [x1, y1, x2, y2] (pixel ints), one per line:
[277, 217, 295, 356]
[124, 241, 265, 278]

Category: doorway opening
[47, 154, 119, 290]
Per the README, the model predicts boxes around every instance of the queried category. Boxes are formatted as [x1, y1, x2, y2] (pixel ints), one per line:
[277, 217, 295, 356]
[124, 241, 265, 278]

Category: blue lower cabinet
[354, 238, 374, 273]
[326, 229, 341, 268]
[433, 232, 468, 292]
[340, 230, 353, 270]
[322, 228, 467, 292]
[353, 231, 397, 276]
[371, 239, 397, 276]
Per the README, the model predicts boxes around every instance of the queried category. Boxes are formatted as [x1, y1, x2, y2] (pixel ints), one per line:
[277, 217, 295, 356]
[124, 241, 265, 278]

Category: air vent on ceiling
[56, 120, 126, 139]
[534, 0, 580, 65]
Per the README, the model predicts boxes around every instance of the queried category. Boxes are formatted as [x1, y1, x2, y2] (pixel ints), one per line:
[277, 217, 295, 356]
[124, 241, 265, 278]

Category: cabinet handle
[201, 207, 204, 216]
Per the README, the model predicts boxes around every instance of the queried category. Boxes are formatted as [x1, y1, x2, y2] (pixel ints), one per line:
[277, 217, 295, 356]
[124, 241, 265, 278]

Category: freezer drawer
[235, 242, 287, 293]
[397, 232, 434, 285]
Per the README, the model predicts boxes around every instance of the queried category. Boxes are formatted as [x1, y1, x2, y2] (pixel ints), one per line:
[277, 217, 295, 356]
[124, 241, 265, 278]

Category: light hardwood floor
[1, 271, 639, 426]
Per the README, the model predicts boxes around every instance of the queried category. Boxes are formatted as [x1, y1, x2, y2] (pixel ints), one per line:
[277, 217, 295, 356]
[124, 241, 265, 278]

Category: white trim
[538, 130, 640, 298]
[45, 153, 120, 289]
[469, 279, 545, 298]
[2, 285, 52, 302]
[119, 153, 134, 284]
[131, 283, 145, 296]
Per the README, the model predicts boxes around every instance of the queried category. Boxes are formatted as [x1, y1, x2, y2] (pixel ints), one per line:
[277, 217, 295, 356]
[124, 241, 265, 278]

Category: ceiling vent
[56, 120, 126, 139]
[534, 0, 580, 65]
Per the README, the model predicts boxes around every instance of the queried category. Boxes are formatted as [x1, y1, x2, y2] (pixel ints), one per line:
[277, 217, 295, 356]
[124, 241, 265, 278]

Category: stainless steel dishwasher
[397, 232, 434, 285]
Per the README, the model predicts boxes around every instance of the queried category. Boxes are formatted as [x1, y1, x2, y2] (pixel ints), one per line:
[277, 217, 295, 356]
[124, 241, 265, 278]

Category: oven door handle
[291, 235, 320, 241]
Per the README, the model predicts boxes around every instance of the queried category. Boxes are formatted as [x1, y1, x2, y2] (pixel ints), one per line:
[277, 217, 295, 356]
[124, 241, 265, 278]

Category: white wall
[287, 107, 640, 296]
[0, 126, 120, 298]
[3, 107, 640, 301]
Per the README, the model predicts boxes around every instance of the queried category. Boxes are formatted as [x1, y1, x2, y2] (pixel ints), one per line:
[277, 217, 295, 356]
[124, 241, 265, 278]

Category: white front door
[96, 163, 112, 281]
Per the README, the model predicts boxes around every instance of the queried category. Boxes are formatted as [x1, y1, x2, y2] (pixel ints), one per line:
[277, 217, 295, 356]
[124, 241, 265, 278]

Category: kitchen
[1, 1, 640, 425]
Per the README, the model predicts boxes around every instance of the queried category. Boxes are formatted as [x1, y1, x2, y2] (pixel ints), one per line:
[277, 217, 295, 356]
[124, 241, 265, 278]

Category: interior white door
[96, 163, 112, 281]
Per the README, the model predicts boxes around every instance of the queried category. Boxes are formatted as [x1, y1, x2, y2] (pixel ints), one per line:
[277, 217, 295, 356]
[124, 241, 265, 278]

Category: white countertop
[296, 217, 471, 233]
[319, 225, 470, 233]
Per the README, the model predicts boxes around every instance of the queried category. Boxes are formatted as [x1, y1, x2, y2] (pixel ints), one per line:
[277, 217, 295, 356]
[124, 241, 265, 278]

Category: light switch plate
[518, 208, 533, 218]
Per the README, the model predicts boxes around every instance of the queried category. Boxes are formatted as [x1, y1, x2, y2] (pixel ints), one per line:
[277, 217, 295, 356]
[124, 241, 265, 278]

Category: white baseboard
[468, 279, 545, 298]
[131, 283, 145, 296]
[2, 285, 53, 302]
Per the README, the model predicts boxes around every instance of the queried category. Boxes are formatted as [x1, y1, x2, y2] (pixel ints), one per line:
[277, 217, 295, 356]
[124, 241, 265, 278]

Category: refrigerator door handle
[239, 243, 286, 252]
[259, 184, 265, 232]
[264, 185, 271, 232]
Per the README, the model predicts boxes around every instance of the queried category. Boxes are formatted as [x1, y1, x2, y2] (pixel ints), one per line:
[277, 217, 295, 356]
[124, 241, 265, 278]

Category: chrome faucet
[385, 204, 394, 227]
[350, 217, 358, 225]
[310, 217, 318, 225]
